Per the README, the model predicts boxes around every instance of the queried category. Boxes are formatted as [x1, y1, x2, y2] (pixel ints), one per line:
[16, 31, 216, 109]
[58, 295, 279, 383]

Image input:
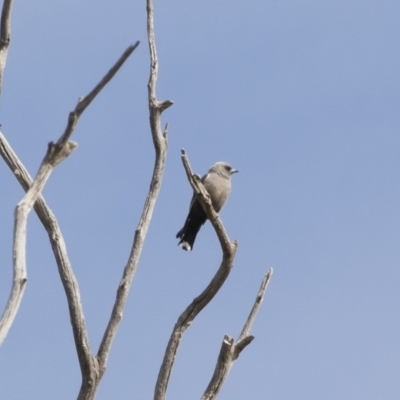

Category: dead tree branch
[0, 0, 170, 393]
[0, 44, 139, 400]
[201, 268, 273, 400]
[0, 0, 14, 97]
[0, 136, 77, 347]
[56, 41, 139, 152]
[0, 131, 91, 363]
[154, 150, 238, 400]
[94, 0, 172, 396]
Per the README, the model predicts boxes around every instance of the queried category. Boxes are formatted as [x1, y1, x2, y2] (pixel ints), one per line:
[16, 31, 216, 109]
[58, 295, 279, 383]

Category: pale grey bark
[0, 0, 13, 97]
[0, 42, 139, 375]
[0, 132, 90, 357]
[154, 150, 239, 400]
[0, 0, 171, 396]
[0, 39, 139, 344]
[0, 136, 77, 346]
[201, 268, 273, 400]
[94, 0, 173, 393]
[0, 0, 270, 398]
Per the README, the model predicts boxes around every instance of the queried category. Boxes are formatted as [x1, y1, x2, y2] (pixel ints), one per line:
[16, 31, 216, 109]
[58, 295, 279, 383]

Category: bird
[176, 161, 238, 251]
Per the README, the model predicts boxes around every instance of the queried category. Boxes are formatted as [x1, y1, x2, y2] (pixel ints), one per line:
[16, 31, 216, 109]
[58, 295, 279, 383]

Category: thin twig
[55, 42, 139, 153]
[0, 0, 14, 97]
[95, 1, 172, 392]
[201, 268, 273, 400]
[154, 150, 238, 400]
[238, 268, 273, 341]
[146, 0, 173, 140]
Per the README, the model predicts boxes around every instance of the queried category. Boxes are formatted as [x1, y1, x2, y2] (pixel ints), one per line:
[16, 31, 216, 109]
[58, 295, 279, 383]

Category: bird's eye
[225, 166, 231, 171]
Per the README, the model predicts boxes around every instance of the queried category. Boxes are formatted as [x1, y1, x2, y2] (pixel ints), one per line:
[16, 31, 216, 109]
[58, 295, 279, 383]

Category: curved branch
[154, 150, 238, 400]
[201, 268, 273, 400]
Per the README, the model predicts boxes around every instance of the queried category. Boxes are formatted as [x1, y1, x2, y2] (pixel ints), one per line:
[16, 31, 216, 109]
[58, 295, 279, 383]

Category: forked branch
[201, 268, 273, 400]
[0, 138, 77, 347]
[0, 44, 139, 400]
[0, 132, 91, 366]
[1, 0, 171, 396]
[154, 150, 238, 400]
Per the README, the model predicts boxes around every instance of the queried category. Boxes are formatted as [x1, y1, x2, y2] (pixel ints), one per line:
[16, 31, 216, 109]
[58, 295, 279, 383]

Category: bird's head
[210, 162, 239, 178]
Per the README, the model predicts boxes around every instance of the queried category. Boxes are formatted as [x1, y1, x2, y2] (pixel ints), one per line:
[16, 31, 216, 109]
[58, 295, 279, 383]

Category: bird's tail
[176, 202, 207, 251]
[176, 221, 201, 251]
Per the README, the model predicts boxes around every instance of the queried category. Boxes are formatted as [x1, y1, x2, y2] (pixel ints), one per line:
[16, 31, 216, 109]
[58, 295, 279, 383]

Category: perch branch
[95, 1, 172, 392]
[201, 268, 273, 400]
[154, 150, 238, 400]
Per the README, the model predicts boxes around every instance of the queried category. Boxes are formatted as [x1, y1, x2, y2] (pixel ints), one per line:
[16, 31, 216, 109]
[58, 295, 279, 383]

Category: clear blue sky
[1, 1, 399, 399]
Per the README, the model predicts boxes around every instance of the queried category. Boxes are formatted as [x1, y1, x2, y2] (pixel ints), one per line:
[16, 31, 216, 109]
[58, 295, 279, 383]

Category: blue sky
[1, 1, 400, 399]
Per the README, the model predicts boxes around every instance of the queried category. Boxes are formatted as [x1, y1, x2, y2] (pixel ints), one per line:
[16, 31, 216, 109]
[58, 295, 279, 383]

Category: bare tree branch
[53, 42, 139, 155]
[237, 268, 273, 343]
[0, 131, 93, 371]
[0, 0, 14, 97]
[0, 137, 77, 347]
[146, 0, 174, 123]
[201, 268, 273, 400]
[94, 1, 172, 395]
[154, 150, 238, 400]
[1, 0, 169, 394]
[0, 129, 78, 346]
[0, 44, 139, 400]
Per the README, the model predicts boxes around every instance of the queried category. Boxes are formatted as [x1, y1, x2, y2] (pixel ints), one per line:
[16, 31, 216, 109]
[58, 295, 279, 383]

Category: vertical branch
[95, 0, 172, 385]
[0, 0, 14, 97]
[147, 0, 157, 103]
[146, 0, 173, 139]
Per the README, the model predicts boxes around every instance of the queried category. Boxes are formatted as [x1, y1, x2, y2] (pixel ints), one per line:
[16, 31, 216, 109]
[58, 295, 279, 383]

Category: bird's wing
[203, 172, 231, 212]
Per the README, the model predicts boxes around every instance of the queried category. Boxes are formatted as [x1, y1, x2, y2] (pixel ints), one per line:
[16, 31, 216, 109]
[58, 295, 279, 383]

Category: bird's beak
[231, 169, 239, 174]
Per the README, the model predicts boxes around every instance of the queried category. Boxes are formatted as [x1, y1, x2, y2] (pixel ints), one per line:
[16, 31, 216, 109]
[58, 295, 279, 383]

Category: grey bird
[176, 161, 238, 251]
